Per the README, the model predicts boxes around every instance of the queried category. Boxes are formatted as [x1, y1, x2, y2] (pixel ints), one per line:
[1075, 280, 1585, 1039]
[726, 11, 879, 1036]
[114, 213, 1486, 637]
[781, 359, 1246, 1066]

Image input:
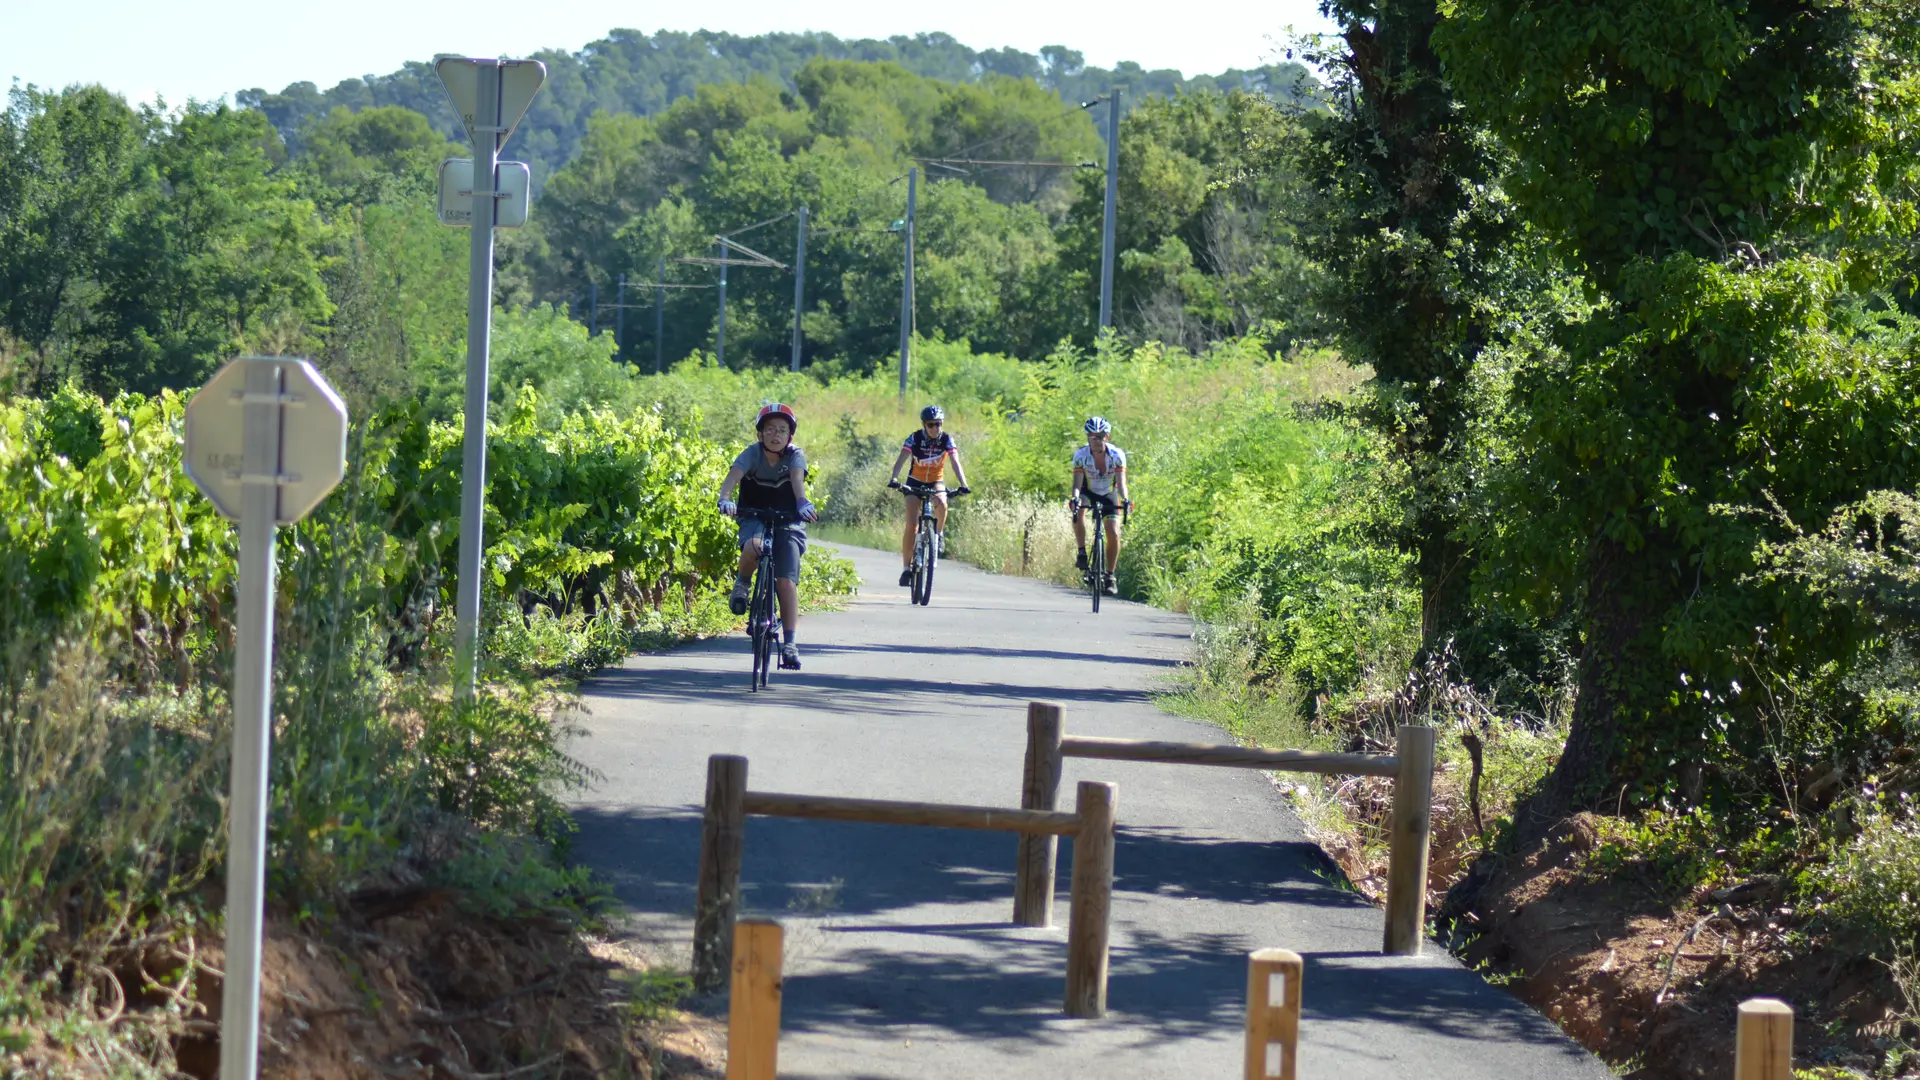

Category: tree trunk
[1519, 536, 1645, 842]
[1417, 525, 1471, 659]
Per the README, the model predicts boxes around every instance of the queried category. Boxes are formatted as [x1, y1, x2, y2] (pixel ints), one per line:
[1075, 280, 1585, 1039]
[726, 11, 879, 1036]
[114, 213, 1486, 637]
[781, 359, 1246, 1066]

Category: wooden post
[1064, 779, 1117, 1018]
[727, 918, 784, 1080]
[694, 754, 748, 992]
[1734, 999, 1793, 1080]
[1014, 702, 1065, 927]
[1382, 725, 1435, 955]
[1244, 948, 1303, 1080]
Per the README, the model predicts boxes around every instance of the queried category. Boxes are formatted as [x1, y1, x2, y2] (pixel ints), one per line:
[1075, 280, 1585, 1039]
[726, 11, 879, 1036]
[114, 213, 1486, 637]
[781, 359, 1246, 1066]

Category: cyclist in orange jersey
[886, 404, 971, 587]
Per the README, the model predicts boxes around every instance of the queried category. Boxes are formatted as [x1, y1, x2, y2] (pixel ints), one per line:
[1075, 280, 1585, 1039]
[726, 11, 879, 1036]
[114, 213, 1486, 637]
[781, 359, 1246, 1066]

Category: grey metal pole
[897, 168, 916, 400]
[1099, 87, 1121, 332]
[615, 272, 626, 359]
[790, 205, 808, 373]
[452, 61, 501, 698]
[654, 257, 665, 374]
[716, 239, 727, 369]
[218, 358, 284, 1080]
[589, 279, 598, 336]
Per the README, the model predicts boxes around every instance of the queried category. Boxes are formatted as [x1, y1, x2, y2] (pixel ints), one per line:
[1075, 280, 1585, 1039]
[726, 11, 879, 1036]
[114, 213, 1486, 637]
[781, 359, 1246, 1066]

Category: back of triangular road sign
[434, 57, 546, 149]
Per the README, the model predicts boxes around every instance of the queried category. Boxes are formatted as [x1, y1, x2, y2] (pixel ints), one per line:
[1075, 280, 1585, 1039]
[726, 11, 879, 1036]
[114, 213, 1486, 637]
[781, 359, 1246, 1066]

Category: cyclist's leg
[733, 520, 765, 613]
[931, 488, 949, 532]
[1104, 513, 1122, 573]
[774, 530, 805, 667]
[773, 529, 805, 634]
[738, 524, 765, 578]
[1071, 502, 1087, 547]
[901, 494, 922, 566]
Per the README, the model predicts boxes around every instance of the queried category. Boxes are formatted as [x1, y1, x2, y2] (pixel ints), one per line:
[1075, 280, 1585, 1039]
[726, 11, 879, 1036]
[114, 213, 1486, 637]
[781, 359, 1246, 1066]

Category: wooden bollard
[1382, 725, 1435, 955]
[694, 754, 748, 992]
[1734, 999, 1793, 1080]
[1245, 949, 1303, 1080]
[1013, 702, 1065, 927]
[727, 918, 784, 1080]
[1064, 780, 1117, 1018]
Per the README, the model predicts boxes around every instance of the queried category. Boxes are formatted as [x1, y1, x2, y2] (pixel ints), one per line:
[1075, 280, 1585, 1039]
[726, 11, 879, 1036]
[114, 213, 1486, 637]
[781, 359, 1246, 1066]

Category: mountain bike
[738, 507, 801, 690]
[1074, 491, 1129, 613]
[894, 480, 966, 606]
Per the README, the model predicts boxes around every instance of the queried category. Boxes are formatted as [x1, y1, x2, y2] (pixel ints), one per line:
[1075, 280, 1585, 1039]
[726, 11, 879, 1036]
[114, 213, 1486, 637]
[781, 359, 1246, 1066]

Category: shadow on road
[587, 663, 1157, 715]
[570, 807, 1585, 1054]
[801, 641, 1187, 669]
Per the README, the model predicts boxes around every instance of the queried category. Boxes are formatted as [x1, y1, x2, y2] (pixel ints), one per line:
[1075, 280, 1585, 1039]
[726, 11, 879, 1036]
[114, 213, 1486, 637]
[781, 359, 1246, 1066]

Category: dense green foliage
[510, 60, 1325, 369]
[237, 30, 1318, 191]
[1435, 0, 1920, 812]
[1296, 0, 1523, 669]
[0, 87, 334, 395]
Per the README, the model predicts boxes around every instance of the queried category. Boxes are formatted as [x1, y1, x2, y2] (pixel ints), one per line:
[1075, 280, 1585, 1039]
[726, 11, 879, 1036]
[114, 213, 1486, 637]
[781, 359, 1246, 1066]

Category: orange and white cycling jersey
[903, 429, 957, 484]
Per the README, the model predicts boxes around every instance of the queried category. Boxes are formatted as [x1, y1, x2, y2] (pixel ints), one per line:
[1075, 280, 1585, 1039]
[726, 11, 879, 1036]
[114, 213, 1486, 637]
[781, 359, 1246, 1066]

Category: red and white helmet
[756, 402, 798, 432]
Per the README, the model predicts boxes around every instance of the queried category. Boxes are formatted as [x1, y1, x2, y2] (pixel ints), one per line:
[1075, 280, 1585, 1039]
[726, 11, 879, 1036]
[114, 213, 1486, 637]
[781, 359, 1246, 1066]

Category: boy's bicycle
[738, 507, 802, 690]
[893, 479, 966, 606]
[1073, 492, 1129, 613]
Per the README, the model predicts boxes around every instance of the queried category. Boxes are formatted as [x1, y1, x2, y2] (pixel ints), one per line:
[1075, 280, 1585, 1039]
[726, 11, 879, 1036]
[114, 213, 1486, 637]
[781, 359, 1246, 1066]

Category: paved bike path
[567, 543, 1610, 1079]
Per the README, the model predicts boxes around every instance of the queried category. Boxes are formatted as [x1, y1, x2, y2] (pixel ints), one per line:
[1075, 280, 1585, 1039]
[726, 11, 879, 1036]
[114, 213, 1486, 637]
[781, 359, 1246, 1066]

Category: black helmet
[920, 404, 945, 424]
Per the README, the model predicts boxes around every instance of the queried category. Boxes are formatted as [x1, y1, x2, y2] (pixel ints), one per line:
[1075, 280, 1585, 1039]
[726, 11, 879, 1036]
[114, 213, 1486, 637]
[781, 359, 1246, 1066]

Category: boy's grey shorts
[739, 518, 806, 581]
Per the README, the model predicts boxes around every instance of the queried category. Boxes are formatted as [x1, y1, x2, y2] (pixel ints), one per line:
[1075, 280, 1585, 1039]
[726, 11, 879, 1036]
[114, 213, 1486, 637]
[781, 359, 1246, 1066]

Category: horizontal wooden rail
[1017, 703, 1437, 958]
[1060, 735, 1399, 778]
[697, 752, 1118, 1015]
[742, 791, 1081, 835]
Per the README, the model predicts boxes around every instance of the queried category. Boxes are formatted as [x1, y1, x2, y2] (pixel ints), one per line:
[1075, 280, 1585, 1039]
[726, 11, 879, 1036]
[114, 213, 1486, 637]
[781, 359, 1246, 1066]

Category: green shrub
[1811, 805, 1920, 952]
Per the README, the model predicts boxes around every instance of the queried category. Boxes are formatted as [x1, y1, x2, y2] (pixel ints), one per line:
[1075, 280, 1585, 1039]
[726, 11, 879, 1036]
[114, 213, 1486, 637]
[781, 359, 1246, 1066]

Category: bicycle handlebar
[894, 481, 967, 499]
[735, 507, 803, 525]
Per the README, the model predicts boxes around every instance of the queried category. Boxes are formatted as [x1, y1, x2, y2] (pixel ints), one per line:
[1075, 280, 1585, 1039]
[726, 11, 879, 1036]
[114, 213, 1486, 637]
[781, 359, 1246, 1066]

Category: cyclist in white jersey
[1069, 416, 1131, 595]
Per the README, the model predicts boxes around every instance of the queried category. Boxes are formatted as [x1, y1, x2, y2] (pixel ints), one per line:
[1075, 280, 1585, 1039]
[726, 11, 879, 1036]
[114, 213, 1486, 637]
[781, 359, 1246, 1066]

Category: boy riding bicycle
[717, 403, 817, 670]
[887, 404, 971, 587]
[1070, 416, 1131, 596]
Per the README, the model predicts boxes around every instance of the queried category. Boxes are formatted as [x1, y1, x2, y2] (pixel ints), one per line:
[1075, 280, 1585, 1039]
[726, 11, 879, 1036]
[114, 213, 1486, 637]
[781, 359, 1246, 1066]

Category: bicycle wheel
[1089, 525, 1104, 613]
[916, 525, 936, 605]
[749, 566, 774, 689]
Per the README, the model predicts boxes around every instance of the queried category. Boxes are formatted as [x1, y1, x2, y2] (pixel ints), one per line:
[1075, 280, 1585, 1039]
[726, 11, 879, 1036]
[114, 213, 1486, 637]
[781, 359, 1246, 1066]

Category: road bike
[894, 480, 965, 606]
[738, 507, 801, 690]
[1074, 491, 1129, 614]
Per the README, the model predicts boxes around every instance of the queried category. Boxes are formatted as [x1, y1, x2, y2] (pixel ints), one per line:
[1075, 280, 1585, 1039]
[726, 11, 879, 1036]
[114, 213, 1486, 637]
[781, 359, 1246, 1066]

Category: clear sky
[4, 0, 1336, 107]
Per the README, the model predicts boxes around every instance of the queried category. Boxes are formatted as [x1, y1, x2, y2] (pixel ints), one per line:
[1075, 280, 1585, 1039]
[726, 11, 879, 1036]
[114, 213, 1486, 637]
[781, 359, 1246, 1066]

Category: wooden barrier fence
[727, 918, 784, 1080]
[1245, 948, 1303, 1080]
[693, 753, 1121, 1018]
[1013, 702, 1437, 955]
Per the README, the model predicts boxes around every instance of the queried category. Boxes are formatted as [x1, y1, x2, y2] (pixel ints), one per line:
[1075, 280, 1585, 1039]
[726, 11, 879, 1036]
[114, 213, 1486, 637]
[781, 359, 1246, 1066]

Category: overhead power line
[914, 156, 1100, 169]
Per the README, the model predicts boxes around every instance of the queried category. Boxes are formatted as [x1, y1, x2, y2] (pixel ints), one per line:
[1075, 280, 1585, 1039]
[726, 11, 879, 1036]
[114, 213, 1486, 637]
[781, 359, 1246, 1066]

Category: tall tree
[1437, 0, 1920, 814]
[1295, 0, 1519, 666]
[0, 86, 145, 390]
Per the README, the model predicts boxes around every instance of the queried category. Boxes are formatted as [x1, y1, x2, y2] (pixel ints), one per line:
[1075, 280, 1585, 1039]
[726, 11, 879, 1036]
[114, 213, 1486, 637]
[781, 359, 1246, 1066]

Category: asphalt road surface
[568, 542, 1611, 1079]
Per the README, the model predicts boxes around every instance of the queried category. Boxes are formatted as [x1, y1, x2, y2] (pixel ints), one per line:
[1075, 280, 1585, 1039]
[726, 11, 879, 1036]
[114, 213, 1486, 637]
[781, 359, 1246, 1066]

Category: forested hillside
[237, 29, 1318, 191]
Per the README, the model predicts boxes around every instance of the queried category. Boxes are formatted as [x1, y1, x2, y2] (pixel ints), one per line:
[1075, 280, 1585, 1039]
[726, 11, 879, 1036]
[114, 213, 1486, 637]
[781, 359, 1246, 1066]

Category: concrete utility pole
[655, 257, 666, 374]
[589, 279, 598, 336]
[790, 205, 808, 373]
[1099, 87, 1122, 332]
[614, 272, 626, 359]
[451, 61, 501, 697]
[898, 167, 917, 400]
[716, 239, 728, 368]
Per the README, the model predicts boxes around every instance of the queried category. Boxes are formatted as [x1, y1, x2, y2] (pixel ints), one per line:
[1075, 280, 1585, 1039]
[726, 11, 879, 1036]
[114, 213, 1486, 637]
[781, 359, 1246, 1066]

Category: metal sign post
[183, 356, 347, 1080]
[433, 55, 547, 699]
[1098, 87, 1122, 333]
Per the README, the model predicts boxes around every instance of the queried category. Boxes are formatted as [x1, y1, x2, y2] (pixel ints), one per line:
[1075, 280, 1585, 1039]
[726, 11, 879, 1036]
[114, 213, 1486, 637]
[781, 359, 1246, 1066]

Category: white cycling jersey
[1072, 444, 1127, 496]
